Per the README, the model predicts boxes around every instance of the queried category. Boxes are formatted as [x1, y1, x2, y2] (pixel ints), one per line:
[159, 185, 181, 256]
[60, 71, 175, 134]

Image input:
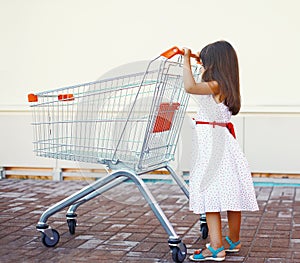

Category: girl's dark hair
[200, 40, 241, 115]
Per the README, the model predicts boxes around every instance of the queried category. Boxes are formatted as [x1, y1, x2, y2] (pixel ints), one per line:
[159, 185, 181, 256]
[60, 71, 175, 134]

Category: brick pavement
[0, 179, 300, 262]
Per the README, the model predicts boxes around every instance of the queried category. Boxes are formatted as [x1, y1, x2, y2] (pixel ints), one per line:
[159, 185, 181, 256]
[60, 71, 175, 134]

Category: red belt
[195, 120, 236, 139]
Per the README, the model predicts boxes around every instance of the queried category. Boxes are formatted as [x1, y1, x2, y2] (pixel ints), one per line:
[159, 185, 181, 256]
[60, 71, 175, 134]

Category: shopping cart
[28, 46, 200, 262]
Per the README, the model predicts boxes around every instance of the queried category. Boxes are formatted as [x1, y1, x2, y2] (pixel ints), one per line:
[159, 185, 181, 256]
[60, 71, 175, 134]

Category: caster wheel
[171, 242, 187, 263]
[41, 229, 60, 247]
[67, 219, 77, 235]
[201, 223, 208, 239]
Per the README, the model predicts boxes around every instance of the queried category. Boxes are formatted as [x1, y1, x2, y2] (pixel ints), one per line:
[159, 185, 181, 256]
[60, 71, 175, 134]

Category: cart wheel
[41, 229, 60, 247]
[67, 219, 77, 235]
[171, 242, 187, 263]
[201, 223, 208, 239]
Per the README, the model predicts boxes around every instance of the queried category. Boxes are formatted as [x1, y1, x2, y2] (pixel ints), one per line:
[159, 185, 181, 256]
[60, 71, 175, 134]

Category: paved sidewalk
[0, 179, 300, 262]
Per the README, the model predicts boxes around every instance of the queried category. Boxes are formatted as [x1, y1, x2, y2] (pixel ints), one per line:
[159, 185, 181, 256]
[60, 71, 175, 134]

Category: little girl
[183, 41, 259, 261]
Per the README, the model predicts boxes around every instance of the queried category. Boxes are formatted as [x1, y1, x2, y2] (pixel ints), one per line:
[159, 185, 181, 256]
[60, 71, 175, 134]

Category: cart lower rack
[28, 47, 200, 262]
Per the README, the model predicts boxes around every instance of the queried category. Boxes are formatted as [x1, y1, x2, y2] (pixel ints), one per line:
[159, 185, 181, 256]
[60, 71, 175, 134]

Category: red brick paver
[0, 179, 300, 262]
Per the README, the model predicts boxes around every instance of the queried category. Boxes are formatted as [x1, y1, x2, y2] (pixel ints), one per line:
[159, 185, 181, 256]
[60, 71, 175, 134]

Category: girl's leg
[206, 212, 223, 248]
[201, 212, 225, 257]
[227, 211, 242, 246]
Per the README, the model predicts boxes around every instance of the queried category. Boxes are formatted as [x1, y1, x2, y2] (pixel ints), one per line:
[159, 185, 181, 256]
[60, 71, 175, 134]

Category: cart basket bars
[28, 47, 200, 172]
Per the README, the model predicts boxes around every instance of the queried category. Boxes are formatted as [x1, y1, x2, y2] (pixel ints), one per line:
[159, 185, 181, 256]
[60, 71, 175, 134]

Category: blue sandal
[225, 236, 241, 253]
[189, 246, 225, 261]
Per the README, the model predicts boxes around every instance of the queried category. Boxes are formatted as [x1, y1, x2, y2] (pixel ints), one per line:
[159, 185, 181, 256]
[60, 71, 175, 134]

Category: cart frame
[28, 47, 200, 262]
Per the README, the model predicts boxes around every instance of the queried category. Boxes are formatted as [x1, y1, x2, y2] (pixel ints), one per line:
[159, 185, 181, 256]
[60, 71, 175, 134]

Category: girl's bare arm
[183, 48, 219, 95]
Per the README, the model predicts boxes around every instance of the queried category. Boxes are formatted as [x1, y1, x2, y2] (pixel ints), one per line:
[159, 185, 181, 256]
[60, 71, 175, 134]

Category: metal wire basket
[29, 48, 199, 173]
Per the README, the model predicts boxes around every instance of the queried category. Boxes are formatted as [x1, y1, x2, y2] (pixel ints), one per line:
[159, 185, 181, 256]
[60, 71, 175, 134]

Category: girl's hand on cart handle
[182, 48, 201, 64]
[182, 47, 191, 57]
[161, 46, 199, 62]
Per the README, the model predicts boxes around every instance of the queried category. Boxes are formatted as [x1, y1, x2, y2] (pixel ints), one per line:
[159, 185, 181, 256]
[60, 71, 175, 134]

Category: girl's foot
[189, 246, 225, 261]
[206, 236, 241, 253]
[224, 236, 241, 253]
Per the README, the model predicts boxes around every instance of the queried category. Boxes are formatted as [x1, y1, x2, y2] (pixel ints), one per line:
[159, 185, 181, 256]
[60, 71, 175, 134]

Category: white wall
[244, 115, 300, 173]
[1, 0, 300, 108]
[1, 0, 300, 175]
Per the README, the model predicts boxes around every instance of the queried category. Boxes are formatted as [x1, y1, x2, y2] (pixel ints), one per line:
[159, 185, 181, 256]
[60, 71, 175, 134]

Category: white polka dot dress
[189, 95, 259, 214]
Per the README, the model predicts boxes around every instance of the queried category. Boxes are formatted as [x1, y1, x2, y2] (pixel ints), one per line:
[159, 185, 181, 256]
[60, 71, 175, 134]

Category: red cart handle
[161, 46, 199, 62]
